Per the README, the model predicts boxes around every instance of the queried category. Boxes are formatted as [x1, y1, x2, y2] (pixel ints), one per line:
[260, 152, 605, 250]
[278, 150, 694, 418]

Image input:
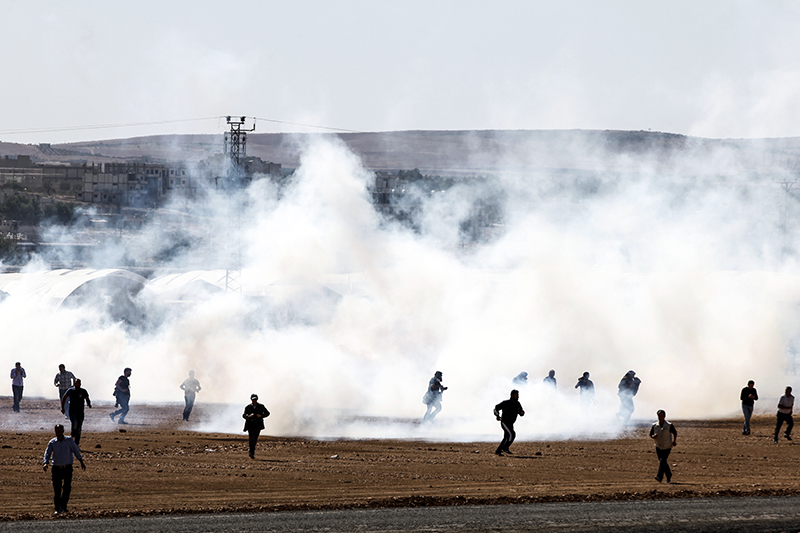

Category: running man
[494, 389, 525, 456]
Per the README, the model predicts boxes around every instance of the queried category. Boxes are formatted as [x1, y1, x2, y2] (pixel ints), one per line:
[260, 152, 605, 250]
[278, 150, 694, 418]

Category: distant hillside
[2, 130, 800, 177]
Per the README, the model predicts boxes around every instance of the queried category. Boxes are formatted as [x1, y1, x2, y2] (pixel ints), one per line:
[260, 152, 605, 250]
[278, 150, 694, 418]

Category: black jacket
[63, 387, 91, 414]
[243, 402, 270, 432]
[494, 399, 524, 425]
[740, 387, 758, 406]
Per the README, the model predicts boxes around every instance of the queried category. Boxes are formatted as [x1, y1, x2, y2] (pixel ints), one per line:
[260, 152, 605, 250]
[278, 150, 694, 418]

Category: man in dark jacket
[243, 394, 270, 459]
[617, 370, 641, 425]
[422, 371, 447, 423]
[494, 389, 525, 456]
[110, 368, 131, 424]
[740, 380, 758, 435]
[575, 372, 595, 407]
[61, 379, 91, 445]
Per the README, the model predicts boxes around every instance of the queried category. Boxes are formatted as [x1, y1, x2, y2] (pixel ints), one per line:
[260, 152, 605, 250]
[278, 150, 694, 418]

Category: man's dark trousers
[248, 429, 261, 456]
[775, 413, 794, 439]
[496, 421, 516, 453]
[12, 385, 22, 412]
[69, 412, 85, 445]
[655, 447, 672, 481]
[52, 465, 73, 512]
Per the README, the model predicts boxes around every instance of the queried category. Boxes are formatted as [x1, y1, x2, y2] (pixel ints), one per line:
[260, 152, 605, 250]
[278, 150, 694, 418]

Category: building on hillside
[371, 171, 408, 215]
[369, 170, 504, 243]
[0, 155, 88, 193]
[76, 156, 282, 207]
[202, 154, 282, 189]
[76, 162, 167, 207]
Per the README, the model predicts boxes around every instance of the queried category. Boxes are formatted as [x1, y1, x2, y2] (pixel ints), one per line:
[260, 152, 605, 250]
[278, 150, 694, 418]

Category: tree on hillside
[0, 195, 75, 226]
[43, 202, 75, 225]
[1, 195, 41, 225]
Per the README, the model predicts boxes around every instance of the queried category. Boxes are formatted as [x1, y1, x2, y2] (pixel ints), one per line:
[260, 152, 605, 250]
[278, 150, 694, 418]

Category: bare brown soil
[2, 397, 799, 521]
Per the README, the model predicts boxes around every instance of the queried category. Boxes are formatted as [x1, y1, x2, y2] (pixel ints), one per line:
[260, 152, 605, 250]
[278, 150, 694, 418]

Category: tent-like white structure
[0, 269, 149, 322]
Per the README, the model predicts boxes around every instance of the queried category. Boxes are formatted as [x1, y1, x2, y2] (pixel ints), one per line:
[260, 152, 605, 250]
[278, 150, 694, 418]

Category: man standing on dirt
[110, 367, 131, 424]
[243, 394, 270, 459]
[774, 386, 794, 444]
[649, 409, 677, 483]
[61, 379, 91, 445]
[43, 424, 86, 515]
[740, 380, 758, 435]
[54, 364, 76, 418]
[10, 362, 26, 413]
[422, 371, 447, 423]
[617, 370, 641, 425]
[494, 389, 525, 456]
[180, 370, 202, 421]
[575, 372, 595, 407]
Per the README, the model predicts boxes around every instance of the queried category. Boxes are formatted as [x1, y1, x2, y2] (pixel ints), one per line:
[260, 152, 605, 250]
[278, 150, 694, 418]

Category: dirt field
[2, 397, 800, 521]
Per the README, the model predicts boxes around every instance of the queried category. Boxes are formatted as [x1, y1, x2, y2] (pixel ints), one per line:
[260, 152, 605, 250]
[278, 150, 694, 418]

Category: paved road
[4, 496, 800, 532]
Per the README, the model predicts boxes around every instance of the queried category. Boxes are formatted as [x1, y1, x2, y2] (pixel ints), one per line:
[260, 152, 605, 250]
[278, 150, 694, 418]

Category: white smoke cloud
[2, 133, 800, 442]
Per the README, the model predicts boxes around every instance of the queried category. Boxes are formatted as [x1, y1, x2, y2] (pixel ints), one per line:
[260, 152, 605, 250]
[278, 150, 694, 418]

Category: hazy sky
[2, 0, 800, 144]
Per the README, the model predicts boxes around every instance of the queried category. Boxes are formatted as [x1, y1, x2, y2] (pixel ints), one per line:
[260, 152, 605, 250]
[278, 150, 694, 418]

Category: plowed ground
[1, 398, 798, 520]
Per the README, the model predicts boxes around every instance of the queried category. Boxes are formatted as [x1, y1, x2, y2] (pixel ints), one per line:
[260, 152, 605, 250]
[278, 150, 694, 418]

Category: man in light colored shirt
[54, 364, 76, 418]
[649, 409, 678, 483]
[10, 362, 25, 412]
[43, 424, 86, 515]
[774, 386, 795, 444]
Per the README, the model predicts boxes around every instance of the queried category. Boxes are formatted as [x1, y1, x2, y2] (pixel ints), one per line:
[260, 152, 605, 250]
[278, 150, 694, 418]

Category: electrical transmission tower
[221, 116, 256, 293]
[223, 115, 256, 187]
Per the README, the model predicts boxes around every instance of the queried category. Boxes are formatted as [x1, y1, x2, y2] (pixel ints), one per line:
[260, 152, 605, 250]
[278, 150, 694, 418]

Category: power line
[251, 116, 360, 133]
[0, 117, 221, 135]
[0, 115, 362, 136]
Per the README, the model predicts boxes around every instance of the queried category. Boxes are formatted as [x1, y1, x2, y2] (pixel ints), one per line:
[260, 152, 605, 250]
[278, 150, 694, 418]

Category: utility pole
[222, 115, 256, 188]
[222, 116, 255, 293]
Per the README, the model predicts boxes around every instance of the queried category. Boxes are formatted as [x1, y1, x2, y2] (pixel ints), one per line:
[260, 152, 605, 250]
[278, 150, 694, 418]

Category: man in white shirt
[43, 424, 86, 514]
[649, 409, 677, 483]
[774, 386, 794, 444]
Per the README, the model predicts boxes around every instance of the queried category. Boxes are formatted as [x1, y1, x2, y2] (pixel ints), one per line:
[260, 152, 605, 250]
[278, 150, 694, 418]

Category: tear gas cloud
[2, 134, 799, 441]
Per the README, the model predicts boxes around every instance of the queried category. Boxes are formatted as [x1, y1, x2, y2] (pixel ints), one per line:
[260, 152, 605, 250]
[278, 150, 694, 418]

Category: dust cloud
[2, 134, 800, 441]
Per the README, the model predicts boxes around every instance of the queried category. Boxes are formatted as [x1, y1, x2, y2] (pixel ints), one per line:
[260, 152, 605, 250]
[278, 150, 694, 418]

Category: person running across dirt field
[243, 394, 270, 459]
[422, 371, 447, 423]
[575, 372, 595, 407]
[775, 386, 794, 444]
[617, 370, 641, 425]
[42, 424, 86, 515]
[740, 380, 758, 435]
[180, 370, 202, 421]
[110, 367, 132, 424]
[494, 389, 525, 456]
[649, 409, 677, 483]
[61, 378, 92, 445]
[54, 364, 76, 418]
